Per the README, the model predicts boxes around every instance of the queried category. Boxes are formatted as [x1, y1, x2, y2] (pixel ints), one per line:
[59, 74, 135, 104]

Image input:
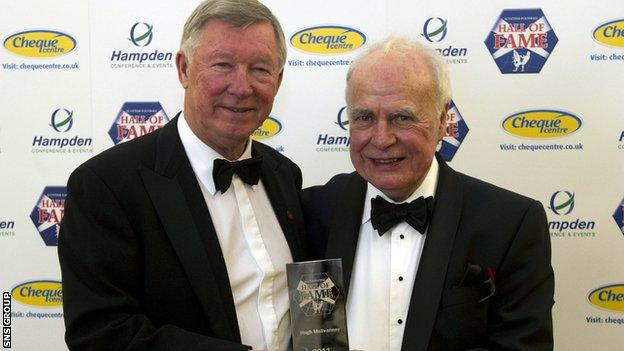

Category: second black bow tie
[370, 195, 434, 236]
[213, 156, 263, 193]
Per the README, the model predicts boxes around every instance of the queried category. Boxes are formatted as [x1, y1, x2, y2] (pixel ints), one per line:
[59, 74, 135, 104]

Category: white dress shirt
[347, 159, 439, 351]
[178, 114, 293, 351]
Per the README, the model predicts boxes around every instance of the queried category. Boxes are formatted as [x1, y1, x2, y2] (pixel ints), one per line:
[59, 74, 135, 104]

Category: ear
[276, 68, 284, 91]
[437, 102, 450, 141]
[176, 51, 189, 89]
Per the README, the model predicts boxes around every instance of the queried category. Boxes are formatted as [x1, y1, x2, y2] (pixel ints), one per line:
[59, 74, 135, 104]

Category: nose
[370, 120, 396, 149]
[227, 67, 253, 97]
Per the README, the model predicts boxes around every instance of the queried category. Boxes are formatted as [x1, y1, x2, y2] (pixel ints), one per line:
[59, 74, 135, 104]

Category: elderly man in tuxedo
[303, 37, 554, 351]
[58, 1, 306, 350]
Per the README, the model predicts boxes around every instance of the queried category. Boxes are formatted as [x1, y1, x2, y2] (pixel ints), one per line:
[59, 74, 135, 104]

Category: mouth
[371, 157, 403, 165]
[220, 106, 254, 114]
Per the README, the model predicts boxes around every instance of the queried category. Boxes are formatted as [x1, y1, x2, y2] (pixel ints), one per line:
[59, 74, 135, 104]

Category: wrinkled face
[176, 19, 282, 159]
[347, 53, 446, 202]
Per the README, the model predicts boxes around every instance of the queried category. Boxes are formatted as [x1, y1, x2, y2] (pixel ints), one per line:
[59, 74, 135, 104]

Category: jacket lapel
[253, 142, 306, 262]
[324, 173, 367, 297]
[401, 156, 463, 351]
[140, 116, 241, 342]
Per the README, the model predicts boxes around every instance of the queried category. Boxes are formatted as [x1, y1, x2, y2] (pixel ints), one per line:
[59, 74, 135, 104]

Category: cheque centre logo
[588, 284, 624, 312]
[3, 30, 76, 58]
[502, 110, 582, 139]
[593, 19, 624, 48]
[421, 17, 448, 42]
[290, 25, 366, 55]
[29, 186, 66, 246]
[11, 281, 62, 307]
[128, 22, 153, 47]
[251, 116, 282, 140]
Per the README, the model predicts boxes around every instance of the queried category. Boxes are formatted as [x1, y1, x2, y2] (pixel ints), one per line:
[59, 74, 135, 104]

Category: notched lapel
[401, 159, 463, 351]
[140, 167, 241, 342]
[141, 117, 241, 342]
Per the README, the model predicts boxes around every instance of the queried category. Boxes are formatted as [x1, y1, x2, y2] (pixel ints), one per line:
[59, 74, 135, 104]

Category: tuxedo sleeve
[58, 165, 250, 351]
[487, 200, 554, 350]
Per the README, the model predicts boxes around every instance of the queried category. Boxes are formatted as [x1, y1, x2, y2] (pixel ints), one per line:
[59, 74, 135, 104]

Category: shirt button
[398, 319, 403, 324]
[400, 234, 405, 239]
[398, 276, 404, 281]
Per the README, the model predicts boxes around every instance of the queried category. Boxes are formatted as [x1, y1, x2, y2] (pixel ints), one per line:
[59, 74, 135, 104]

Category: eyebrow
[389, 108, 416, 117]
[209, 50, 274, 64]
[349, 108, 373, 119]
[208, 50, 235, 60]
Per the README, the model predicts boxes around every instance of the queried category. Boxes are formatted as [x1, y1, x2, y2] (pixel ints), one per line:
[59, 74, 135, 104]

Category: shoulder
[457, 171, 539, 208]
[69, 128, 162, 187]
[253, 140, 302, 176]
[447, 167, 545, 227]
[253, 141, 295, 165]
[302, 171, 363, 213]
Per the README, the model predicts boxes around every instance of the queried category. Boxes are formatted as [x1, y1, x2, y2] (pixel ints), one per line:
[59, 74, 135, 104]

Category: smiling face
[347, 51, 447, 202]
[176, 19, 283, 159]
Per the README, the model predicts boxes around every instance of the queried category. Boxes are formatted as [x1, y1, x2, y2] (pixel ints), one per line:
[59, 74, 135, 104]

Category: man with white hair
[59, 1, 305, 350]
[303, 37, 554, 351]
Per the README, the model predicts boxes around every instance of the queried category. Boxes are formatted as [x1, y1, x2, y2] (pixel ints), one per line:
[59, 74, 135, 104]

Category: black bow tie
[370, 195, 434, 236]
[212, 156, 263, 193]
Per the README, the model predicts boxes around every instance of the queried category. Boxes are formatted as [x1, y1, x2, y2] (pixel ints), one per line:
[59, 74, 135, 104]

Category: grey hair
[180, 0, 287, 69]
[346, 36, 452, 115]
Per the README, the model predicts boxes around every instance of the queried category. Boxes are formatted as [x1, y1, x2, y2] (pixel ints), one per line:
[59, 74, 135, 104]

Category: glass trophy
[287, 258, 349, 351]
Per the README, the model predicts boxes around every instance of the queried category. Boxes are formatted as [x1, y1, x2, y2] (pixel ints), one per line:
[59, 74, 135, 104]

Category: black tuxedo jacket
[302, 156, 554, 351]
[58, 116, 306, 350]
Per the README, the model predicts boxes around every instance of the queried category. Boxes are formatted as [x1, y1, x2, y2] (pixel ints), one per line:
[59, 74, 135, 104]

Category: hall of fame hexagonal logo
[613, 197, 624, 236]
[29, 186, 66, 246]
[294, 273, 341, 316]
[108, 101, 169, 145]
[484, 8, 558, 74]
[437, 100, 468, 161]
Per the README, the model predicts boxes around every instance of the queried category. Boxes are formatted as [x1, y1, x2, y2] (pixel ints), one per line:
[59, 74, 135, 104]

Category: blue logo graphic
[422, 17, 448, 42]
[49, 108, 73, 132]
[549, 191, 575, 215]
[128, 22, 153, 47]
[437, 100, 469, 161]
[484, 9, 558, 74]
[335, 106, 349, 130]
[614, 197, 624, 236]
[29, 186, 66, 246]
[108, 102, 169, 145]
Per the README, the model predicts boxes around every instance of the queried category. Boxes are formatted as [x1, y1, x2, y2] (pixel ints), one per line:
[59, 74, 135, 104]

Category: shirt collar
[177, 112, 253, 195]
[361, 157, 439, 224]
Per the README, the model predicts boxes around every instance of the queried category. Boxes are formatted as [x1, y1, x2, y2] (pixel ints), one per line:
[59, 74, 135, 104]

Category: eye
[351, 112, 374, 125]
[213, 62, 233, 71]
[251, 65, 272, 76]
[391, 111, 417, 125]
